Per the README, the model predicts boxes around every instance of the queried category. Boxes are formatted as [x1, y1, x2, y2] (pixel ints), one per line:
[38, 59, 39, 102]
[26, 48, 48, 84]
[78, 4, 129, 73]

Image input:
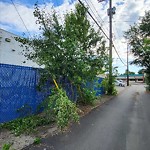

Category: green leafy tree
[63, 4, 108, 100]
[123, 69, 135, 75]
[16, 3, 108, 98]
[15, 3, 109, 128]
[125, 11, 150, 90]
[138, 69, 145, 74]
[18, 4, 106, 82]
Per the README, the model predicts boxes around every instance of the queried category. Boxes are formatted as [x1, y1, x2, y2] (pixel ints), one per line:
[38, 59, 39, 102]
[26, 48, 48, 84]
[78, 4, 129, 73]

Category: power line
[112, 23, 127, 65]
[84, 0, 104, 26]
[104, 21, 136, 23]
[77, 0, 126, 65]
[40, 0, 127, 67]
[11, 0, 31, 38]
[89, 1, 108, 30]
[112, 24, 128, 65]
[113, 44, 126, 65]
[84, 0, 109, 35]
[11, 0, 126, 65]
[89, 0, 126, 65]
[77, 0, 109, 39]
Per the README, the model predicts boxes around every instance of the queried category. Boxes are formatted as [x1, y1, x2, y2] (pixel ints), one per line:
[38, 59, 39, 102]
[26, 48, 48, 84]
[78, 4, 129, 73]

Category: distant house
[116, 74, 145, 82]
[0, 28, 40, 68]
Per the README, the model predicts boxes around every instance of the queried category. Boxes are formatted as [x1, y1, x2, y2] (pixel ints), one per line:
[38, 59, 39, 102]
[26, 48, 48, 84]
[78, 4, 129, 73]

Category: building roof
[118, 74, 144, 77]
[116, 74, 144, 80]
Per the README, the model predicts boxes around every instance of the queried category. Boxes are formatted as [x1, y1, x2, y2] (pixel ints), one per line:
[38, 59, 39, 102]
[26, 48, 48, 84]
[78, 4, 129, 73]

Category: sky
[0, 0, 150, 74]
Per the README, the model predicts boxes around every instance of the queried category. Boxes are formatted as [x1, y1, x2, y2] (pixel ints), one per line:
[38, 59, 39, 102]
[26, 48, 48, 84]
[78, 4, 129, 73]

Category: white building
[0, 28, 40, 68]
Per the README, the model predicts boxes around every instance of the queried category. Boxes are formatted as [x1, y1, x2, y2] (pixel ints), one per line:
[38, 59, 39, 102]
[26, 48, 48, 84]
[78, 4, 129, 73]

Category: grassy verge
[0, 115, 52, 136]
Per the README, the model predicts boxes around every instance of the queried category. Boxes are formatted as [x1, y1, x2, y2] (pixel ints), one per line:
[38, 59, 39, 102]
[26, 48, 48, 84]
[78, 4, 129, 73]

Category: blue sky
[0, 0, 149, 74]
[1, 0, 66, 6]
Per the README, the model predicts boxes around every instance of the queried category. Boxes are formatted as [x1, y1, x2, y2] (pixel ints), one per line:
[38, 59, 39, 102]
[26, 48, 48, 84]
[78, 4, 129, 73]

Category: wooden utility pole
[127, 43, 129, 86]
[108, 0, 113, 94]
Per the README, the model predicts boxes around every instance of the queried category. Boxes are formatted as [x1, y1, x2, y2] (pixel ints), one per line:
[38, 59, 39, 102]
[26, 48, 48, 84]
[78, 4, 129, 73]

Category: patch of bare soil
[0, 129, 35, 150]
[78, 95, 114, 117]
[145, 90, 150, 94]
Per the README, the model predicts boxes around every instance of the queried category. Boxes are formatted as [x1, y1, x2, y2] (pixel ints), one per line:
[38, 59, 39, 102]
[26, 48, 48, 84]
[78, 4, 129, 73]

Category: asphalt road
[26, 84, 150, 150]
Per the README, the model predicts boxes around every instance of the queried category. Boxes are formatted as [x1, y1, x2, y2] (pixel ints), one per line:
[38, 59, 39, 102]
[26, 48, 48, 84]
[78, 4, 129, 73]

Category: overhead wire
[78, 0, 109, 39]
[113, 44, 126, 65]
[10, 0, 31, 38]
[103, 21, 136, 23]
[10, 0, 126, 65]
[84, 0, 109, 36]
[84, 0, 103, 26]
[88, 0, 110, 33]
[85, 0, 106, 27]
[112, 23, 127, 65]
[112, 19, 128, 65]
[77, 0, 126, 65]
[90, 0, 127, 65]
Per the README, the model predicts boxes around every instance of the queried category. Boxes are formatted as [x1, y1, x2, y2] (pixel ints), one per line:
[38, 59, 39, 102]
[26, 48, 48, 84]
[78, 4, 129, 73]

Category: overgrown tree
[125, 11, 150, 90]
[17, 3, 108, 97]
[15, 3, 110, 129]
[17, 3, 107, 85]
[63, 4, 109, 101]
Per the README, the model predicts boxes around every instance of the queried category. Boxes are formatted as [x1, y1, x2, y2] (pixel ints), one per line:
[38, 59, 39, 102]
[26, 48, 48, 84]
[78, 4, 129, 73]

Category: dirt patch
[78, 95, 114, 117]
[145, 90, 150, 94]
[0, 129, 35, 150]
[0, 125, 59, 150]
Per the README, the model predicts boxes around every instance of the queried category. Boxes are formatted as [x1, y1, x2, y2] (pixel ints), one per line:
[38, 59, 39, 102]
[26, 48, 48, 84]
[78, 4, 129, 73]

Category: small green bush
[78, 87, 97, 105]
[45, 88, 79, 129]
[145, 73, 150, 91]
[101, 77, 117, 95]
[101, 78, 109, 94]
[2, 143, 11, 150]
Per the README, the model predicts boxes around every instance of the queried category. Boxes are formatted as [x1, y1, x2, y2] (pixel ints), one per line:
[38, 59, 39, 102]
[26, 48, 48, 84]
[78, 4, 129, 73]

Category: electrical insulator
[107, 7, 116, 16]
[112, 7, 116, 15]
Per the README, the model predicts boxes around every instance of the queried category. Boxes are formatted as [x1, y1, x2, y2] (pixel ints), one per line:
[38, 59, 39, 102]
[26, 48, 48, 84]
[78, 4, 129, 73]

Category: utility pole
[108, 0, 113, 94]
[127, 43, 129, 86]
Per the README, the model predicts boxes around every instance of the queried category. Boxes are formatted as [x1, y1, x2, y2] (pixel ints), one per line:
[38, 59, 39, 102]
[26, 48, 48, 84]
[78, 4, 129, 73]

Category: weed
[2, 143, 11, 150]
[33, 137, 41, 144]
[44, 88, 79, 129]
[0, 115, 51, 136]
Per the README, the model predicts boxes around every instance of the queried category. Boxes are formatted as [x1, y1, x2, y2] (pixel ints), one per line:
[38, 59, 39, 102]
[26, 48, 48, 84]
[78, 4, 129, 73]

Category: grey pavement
[25, 84, 150, 150]
[115, 85, 126, 94]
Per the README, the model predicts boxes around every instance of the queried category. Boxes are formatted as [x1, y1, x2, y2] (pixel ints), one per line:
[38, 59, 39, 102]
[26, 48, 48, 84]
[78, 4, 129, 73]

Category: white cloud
[0, 2, 38, 34]
[0, 0, 149, 73]
[0, 1, 77, 36]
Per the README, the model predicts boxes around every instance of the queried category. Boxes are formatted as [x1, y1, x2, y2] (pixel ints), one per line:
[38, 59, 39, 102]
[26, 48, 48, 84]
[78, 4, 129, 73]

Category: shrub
[78, 87, 97, 105]
[101, 77, 117, 95]
[43, 88, 79, 129]
[145, 73, 150, 91]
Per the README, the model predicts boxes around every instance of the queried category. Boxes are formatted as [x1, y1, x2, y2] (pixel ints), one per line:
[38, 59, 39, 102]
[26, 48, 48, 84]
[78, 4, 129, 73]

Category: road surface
[25, 84, 150, 150]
